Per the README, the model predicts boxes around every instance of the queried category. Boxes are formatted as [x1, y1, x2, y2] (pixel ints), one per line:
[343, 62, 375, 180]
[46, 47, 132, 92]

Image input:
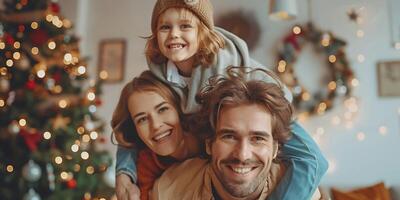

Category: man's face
[208, 103, 278, 198]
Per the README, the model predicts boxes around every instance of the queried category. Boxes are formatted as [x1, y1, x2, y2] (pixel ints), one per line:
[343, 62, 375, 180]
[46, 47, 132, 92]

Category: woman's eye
[136, 117, 147, 124]
[158, 106, 169, 113]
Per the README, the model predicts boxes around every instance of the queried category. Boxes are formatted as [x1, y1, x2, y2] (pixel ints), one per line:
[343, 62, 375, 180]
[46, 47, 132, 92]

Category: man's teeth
[232, 167, 252, 174]
[153, 131, 171, 141]
[169, 44, 183, 49]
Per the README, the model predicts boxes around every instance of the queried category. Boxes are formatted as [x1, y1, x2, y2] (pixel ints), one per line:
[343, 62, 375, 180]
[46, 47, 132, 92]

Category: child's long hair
[111, 71, 184, 149]
[145, 8, 225, 67]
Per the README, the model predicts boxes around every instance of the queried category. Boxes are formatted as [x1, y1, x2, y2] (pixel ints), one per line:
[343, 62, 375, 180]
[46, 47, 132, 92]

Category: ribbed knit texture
[151, 0, 214, 34]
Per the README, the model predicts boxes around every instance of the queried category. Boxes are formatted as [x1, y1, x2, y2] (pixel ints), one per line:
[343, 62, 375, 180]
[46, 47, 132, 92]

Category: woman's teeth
[153, 131, 172, 141]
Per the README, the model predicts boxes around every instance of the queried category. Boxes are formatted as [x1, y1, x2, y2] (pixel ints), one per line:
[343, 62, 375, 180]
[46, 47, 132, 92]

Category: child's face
[128, 91, 184, 157]
[157, 8, 199, 69]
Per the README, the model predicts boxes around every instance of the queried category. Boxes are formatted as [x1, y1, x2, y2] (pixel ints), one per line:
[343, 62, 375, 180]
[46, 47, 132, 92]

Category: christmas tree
[0, 0, 113, 199]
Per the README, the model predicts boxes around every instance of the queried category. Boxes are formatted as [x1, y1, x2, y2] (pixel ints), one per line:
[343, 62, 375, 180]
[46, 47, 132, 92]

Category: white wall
[61, 0, 400, 192]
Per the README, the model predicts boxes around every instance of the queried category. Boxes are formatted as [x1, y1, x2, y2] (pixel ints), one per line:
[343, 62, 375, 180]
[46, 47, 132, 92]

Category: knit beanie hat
[151, 0, 214, 34]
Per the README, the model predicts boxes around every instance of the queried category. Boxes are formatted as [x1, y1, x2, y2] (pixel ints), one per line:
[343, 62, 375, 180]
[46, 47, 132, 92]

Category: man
[151, 67, 321, 200]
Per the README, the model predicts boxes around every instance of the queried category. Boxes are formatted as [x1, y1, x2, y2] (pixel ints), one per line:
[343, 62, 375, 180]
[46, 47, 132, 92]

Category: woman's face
[128, 91, 184, 156]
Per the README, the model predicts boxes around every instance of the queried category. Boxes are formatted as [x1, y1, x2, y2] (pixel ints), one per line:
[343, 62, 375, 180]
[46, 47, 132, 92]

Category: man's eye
[253, 136, 267, 143]
[221, 134, 235, 140]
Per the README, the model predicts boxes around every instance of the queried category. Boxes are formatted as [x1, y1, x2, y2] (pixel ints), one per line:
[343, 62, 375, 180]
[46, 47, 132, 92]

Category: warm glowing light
[55, 156, 63, 164]
[77, 127, 85, 134]
[379, 126, 387, 136]
[301, 92, 311, 101]
[6, 59, 14, 67]
[82, 134, 91, 143]
[14, 41, 21, 49]
[86, 166, 94, 174]
[87, 92, 96, 101]
[78, 66, 86, 75]
[19, 118, 27, 126]
[357, 54, 365, 63]
[99, 70, 109, 80]
[317, 102, 327, 114]
[0, 99, 5, 107]
[90, 131, 98, 140]
[31, 22, 39, 29]
[64, 53, 73, 63]
[13, 52, 21, 60]
[6, 165, 14, 172]
[71, 144, 79, 152]
[321, 34, 330, 47]
[31, 47, 39, 55]
[89, 105, 97, 113]
[81, 151, 89, 160]
[46, 14, 54, 22]
[84, 193, 91, 199]
[53, 85, 62, 93]
[63, 19, 72, 28]
[60, 171, 68, 180]
[48, 41, 56, 50]
[351, 78, 359, 87]
[331, 116, 341, 125]
[297, 112, 309, 123]
[277, 60, 286, 73]
[356, 29, 364, 38]
[328, 81, 337, 90]
[328, 55, 336, 63]
[0, 67, 7, 76]
[37, 69, 46, 78]
[58, 99, 68, 108]
[0, 42, 5, 49]
[43, 131, 52, 139]
[74, 164, 81, 172]
[292, 26, 301, 35]
[357, 132, 365, 141]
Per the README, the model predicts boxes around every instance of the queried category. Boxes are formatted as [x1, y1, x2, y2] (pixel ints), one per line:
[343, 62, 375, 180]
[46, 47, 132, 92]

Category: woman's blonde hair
[111, 71, 183, 148]
[145, 7, 225, 67]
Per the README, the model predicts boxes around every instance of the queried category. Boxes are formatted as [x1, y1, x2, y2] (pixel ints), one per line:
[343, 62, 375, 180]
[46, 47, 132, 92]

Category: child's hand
[116, 173, 140, 200]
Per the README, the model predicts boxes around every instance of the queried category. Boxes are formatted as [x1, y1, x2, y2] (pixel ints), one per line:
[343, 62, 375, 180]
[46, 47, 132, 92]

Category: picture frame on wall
[377, 61, 400, 97]
[98, 39, 126, 83]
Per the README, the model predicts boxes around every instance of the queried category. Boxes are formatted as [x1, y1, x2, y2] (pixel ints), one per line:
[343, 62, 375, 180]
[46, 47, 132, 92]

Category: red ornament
[66, 179, 77, 189]
[29, 29, 49, 46]
[18, 25, 25, 32]
[19, 128, 42, 152]
[284, 33, 301, 51]
[50, 3, 61, 13]
[53, 71, 62, 83]
[25, 80, 36, 90]
[95, 99, 102, 106]
[4, 33, 15, 45]
[99, 136, 106, 144]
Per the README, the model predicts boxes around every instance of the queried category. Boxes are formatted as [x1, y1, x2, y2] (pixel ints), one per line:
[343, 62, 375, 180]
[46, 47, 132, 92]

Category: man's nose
[233, 140, 252, 162]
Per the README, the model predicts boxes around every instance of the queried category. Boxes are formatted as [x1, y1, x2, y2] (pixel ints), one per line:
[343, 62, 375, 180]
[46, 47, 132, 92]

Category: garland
[275, 23, 355, 115]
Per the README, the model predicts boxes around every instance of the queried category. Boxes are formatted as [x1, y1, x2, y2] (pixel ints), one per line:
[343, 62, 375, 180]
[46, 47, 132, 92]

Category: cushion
[331, 182, 391, 200]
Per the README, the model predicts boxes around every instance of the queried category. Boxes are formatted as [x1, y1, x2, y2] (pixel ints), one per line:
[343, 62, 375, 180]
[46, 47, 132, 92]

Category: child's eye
[180, 24, 192, 29]
[158, 25, 171, 31]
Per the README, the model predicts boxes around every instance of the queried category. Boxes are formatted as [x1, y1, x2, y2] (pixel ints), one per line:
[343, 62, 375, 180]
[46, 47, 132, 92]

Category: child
[115, 0, 328, 199]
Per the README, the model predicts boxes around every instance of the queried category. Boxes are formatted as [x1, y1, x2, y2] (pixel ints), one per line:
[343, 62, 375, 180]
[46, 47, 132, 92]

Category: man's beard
[216, 158, 269, 198]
